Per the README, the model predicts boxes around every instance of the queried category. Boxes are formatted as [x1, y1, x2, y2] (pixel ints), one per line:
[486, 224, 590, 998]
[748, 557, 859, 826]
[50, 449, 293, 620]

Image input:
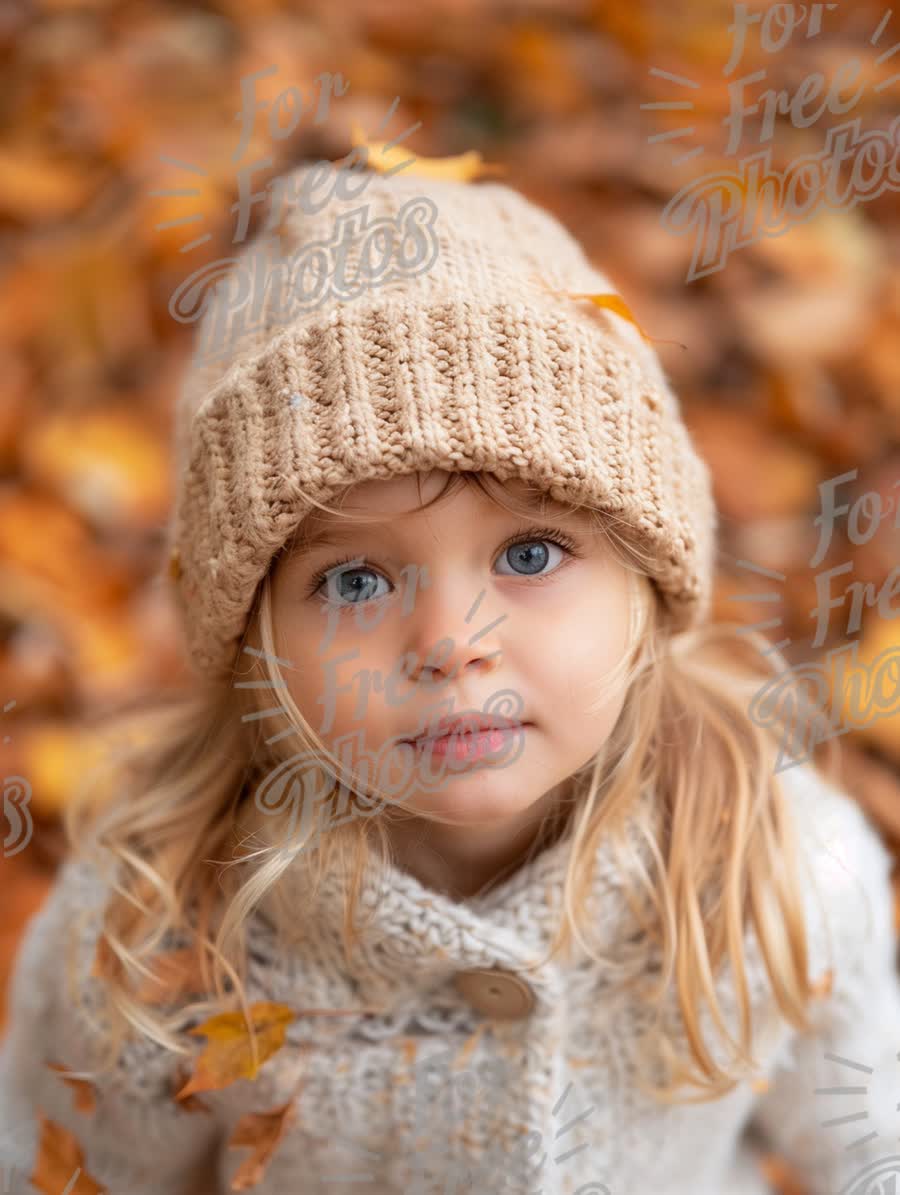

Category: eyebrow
[293, 502, 589, 555]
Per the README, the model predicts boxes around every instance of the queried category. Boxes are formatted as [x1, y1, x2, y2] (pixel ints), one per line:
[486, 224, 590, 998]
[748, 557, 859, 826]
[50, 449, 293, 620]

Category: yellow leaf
[564, 292, 686, 350]
[0, 146, 92, 222]
[227, 1101, 298, 1190]
[171, 1063, 213, 1115]
[23, 407, 170, 530]
[46, 1062, 98, 1114]
[837, 617, 900, 765]
[18, 723, 121, 819]
[348, 124, 505, 182]
[176, 1002, 296, 1098]
[30, 1112, 107, 1195]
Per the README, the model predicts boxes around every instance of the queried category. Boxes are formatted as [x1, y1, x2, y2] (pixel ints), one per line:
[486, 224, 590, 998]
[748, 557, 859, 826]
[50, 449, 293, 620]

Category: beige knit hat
[166, 162, 718, 680]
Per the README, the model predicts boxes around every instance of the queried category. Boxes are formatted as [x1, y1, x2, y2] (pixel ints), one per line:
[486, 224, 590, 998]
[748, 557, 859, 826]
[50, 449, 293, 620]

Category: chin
[402, 776, 537, 821]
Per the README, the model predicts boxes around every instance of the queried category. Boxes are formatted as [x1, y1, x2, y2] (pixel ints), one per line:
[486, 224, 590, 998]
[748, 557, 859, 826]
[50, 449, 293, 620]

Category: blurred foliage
[0, 10, 899, 1176]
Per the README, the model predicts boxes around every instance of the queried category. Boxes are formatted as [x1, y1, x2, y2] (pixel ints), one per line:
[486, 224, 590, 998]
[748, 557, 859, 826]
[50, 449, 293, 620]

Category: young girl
[1, 164, 899, 1195]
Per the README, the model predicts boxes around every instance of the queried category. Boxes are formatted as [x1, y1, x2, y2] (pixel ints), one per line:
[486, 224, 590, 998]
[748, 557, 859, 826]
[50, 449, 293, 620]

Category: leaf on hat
[348, 123, 505, 182]
[30, 1112, 106, 1195]
[565, 292, 686, 350]
[226, 1099, 299, 1190]
[175, 1002, 297, 1098]
[45, 1062, 98, 1114]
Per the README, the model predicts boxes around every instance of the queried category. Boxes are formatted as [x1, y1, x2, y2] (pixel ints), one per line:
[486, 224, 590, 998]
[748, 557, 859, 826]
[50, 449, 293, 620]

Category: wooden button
[453, 968, 536, 1020]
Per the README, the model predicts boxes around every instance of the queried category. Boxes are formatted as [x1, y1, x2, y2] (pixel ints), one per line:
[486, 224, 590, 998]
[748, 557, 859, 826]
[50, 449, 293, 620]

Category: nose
[402, 579, 507, 690]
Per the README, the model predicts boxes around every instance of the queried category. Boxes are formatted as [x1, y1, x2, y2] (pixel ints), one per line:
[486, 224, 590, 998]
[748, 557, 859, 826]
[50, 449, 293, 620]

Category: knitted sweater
[2, 760, 900, 1195]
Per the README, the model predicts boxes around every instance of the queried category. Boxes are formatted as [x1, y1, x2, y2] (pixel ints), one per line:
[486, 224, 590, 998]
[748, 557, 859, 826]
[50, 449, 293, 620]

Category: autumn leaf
[0, 145, 93, 222]
[46, 1062, 98, 1114]
[348, 123, 505, 182]
[227, 1101, 298, 1190]
[30, 1111, 106, 1195]
[563, 292, 686, 350]
[22, 407, 170, 531]
[757, 1151, 812, 1195]
[171, 1062, 213, 1115]
[836, 617, 900, 766]
[176, 1090, 212, 1115]
[176, 1002, 297, 1098]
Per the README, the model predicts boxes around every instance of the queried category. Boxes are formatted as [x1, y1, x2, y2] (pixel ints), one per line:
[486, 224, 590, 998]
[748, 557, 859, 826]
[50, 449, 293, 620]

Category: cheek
[284, 623, 406, 735]
[536, 580, 632, 673]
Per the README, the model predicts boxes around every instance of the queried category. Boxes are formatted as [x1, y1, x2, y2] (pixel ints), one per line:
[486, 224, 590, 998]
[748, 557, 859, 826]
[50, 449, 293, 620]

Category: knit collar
[250, 787, 663, 999]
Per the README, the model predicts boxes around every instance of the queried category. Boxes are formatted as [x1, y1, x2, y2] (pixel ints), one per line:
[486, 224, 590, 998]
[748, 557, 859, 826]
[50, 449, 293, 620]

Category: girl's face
[268, 470, 636, 887]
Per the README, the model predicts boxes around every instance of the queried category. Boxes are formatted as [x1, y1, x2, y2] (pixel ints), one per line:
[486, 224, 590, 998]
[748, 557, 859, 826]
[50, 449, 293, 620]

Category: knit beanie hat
[166, 161, 718, 681]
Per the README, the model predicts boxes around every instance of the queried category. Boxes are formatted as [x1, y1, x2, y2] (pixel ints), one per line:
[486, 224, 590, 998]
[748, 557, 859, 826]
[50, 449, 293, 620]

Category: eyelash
[305, 526, 582, 603]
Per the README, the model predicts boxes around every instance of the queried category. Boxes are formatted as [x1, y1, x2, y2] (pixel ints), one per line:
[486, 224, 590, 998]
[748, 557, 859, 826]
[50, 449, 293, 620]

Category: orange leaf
[0, 146, 92, 222]
[23, 407, 170, 531]
[348, 124, 505, 182]
[757, 1151, 812, 1195]
[564, 292, 686, 350]
[227, 1101, 298, 1191]
[30, 1111, 106, 1195]
[46, 1063, 98, 1114]
[171, 1063, 213, 1115]
[134, 947, 210, 1007]
[176, 1002, 296, 1098]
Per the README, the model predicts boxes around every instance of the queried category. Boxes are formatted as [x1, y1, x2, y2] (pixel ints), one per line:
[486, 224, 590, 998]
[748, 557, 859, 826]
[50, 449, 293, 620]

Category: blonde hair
[67, 470, 838, 1104]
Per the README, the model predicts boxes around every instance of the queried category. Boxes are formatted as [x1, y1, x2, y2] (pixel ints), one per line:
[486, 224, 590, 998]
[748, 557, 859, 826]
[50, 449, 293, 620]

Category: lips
[404, 711, 525, 744]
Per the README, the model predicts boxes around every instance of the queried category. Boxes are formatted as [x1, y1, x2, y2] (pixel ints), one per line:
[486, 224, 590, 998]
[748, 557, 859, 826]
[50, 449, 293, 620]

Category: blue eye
[306, 527, 581, 608]
[313, 562, 390, 606]
[495, 538, 564, 577]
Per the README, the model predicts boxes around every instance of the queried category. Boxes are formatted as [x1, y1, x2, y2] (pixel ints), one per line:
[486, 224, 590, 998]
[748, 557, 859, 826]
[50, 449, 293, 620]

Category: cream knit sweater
[2, 760, 900, 1195]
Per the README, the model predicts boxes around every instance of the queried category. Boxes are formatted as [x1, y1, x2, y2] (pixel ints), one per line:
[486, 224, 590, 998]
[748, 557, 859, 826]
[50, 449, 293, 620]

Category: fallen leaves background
[0, 2, 898, 1192]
